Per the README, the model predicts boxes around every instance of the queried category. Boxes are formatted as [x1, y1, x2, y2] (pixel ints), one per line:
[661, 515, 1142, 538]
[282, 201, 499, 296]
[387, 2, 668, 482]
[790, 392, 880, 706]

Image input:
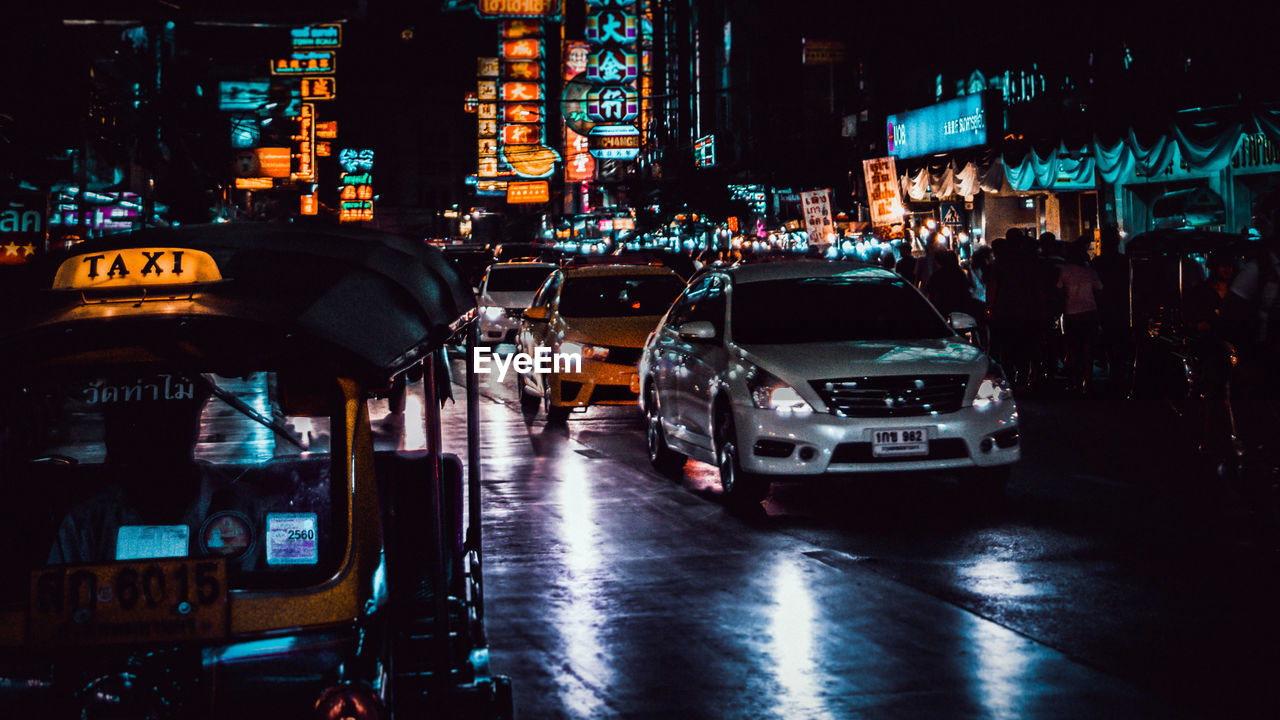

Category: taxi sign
[53, 248, 222, 291]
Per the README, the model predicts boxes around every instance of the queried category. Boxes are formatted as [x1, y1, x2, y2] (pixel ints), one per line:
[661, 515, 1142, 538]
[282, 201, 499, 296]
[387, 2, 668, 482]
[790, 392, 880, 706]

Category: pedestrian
[1036, 231, 1066, 388]
[987, 229, 1041, 389]
[1057, 240, 1104, 393]
[893, 242, 916, 281]
[924, 250, 971, 318]
[1091, 226, 1131, 397]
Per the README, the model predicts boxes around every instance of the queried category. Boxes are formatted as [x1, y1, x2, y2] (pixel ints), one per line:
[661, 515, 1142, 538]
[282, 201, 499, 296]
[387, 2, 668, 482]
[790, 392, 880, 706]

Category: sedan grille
[810, 374, 968, 417]
[598, 346, 643, 366]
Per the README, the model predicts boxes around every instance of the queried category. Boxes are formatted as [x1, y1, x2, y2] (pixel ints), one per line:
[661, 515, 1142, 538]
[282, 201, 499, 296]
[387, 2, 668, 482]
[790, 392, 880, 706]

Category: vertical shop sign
[291, 103, 315, 182]
[585, 0, 640, 161]
[861, 156, 905, 226]
[563, 40, 596, 182]
[800, 189, 835, 245]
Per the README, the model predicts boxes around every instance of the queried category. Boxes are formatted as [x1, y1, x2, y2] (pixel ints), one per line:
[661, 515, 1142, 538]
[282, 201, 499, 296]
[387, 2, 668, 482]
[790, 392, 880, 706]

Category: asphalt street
[398, 355, 1280, 719]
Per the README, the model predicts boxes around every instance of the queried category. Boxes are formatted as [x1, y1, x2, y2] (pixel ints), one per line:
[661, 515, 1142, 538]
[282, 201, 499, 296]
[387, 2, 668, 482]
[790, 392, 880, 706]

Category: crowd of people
[895, 228, 1127, 396]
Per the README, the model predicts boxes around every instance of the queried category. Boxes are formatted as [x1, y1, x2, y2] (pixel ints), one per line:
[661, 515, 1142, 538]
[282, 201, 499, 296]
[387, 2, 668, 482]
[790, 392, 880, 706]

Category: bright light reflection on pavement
[960, 557, 1039, 599]
[551, 449, 613, 718]
[966, 611, 1044, 720]
[767, 558, 835, 720]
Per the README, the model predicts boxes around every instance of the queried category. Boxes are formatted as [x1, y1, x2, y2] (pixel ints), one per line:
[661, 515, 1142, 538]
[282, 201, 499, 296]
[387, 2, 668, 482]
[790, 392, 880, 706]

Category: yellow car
[517, 264, 685, 422]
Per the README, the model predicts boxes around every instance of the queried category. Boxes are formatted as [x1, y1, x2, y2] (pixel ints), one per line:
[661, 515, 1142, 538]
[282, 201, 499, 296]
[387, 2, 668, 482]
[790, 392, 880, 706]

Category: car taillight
[314, 684, 384, 720]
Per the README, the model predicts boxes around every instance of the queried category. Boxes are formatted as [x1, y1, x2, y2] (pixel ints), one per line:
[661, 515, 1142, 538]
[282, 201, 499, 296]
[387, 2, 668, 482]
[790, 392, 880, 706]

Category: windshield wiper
[197, 374, 305, 450]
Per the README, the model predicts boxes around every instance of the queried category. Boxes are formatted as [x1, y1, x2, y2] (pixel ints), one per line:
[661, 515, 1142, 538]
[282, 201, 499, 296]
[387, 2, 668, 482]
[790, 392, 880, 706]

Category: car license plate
[29, 559, 228, 647]
[871, 427, 929, 457]
[629, 374, 640, 394]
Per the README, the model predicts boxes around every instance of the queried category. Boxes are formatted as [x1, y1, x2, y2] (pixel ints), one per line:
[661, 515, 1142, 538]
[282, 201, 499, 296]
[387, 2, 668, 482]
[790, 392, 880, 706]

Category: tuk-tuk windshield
[0, 370, 344, 602]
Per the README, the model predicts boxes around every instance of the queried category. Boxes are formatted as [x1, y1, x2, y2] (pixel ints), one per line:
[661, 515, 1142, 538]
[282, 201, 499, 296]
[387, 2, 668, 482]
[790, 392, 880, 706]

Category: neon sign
[476, 0, 560, 19]
[886, 94, 990, 158]
[299, 77, 335, 101]
[291, 25, 341, 49]
[271, 51, 335, 75]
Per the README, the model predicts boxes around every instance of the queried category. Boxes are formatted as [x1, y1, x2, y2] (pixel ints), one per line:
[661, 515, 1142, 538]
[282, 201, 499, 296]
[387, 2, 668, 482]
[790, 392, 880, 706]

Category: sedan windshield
[731, 276, 952, 344]
[558, 275, 684, 318]
[486, 266, 554, 292]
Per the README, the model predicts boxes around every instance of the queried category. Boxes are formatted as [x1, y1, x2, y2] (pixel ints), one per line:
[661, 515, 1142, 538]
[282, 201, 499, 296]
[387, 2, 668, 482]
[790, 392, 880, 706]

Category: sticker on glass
[116, 525, 190, 560]
[200, 511, 254, 560]
[265, 513, 318, 566]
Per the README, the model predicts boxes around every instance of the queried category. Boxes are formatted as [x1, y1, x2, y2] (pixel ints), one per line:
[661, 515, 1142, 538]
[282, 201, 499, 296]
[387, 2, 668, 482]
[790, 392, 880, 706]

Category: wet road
[421, 355, 1279, 719]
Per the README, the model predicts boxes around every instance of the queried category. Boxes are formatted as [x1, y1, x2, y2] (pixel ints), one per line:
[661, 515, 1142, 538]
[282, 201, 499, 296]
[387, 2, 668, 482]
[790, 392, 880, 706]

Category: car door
[649, 287, 693, 439]
[672, 275, 728, 446]
[519, 270, 561, 395]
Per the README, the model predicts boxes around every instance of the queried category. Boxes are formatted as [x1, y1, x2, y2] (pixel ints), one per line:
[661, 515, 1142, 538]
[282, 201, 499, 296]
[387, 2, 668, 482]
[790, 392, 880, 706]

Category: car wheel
[547, 404, 571, 424]
[645, 387, 684, 478]
[544, 376, 571, 424]
[960, 465, 1010, 498]
[518, 372, 540, 419]
[715, 407, 768, 504]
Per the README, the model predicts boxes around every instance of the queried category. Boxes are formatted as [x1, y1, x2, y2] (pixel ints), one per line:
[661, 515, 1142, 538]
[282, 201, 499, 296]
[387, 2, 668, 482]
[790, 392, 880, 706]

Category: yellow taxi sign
[53, 248, 222, 291]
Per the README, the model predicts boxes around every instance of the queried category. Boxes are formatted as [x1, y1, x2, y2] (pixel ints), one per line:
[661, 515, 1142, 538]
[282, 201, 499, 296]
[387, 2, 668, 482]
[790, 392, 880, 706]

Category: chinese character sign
[496, 20, 558, 179]
[585, 1, 641, 161]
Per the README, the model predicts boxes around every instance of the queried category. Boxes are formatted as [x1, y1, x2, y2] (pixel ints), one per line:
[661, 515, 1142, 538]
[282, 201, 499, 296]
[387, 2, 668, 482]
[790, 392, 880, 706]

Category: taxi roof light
[53, 248, 223, 292]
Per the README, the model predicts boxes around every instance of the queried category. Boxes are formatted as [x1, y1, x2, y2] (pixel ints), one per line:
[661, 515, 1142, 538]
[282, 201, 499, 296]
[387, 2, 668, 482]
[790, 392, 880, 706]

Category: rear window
[731, 275, 952, 344]
[557, 274, 684, 318]
[485, 265, 554, 292]
[0, 370, 344, 602]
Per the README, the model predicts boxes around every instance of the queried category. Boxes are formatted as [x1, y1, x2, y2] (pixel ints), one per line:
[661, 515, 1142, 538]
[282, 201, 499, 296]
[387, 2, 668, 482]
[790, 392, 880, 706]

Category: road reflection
[550, 446, 613, 717]
[766, 557, 835, 720]
[966, 613, 1043, 720]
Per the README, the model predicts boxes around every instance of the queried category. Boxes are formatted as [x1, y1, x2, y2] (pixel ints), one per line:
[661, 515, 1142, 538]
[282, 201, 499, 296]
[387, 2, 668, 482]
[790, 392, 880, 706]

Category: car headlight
[746, 366, 813, 415]
[973, 371, 1013, 408]
[559, 341, 609, 361]
[482, 306, 504, 321]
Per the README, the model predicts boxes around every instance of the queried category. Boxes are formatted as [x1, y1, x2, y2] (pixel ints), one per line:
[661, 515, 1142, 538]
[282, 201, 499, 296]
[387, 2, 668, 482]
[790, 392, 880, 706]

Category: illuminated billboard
[271, 51, 335, 75]
[886, 94, 993, 159]
[300, 77, 336, 101]
[507, 180, 550, 204]
[291, 25, 341, 49]
[477, 0, 561, 19]
[585, 2, 641, 161]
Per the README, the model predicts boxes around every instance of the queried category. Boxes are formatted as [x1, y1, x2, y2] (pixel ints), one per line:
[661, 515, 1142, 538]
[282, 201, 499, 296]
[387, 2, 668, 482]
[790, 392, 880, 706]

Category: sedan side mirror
[677, 320, 717, 341]
[522, 306, 549, 322]
[948, 312, 977, 332]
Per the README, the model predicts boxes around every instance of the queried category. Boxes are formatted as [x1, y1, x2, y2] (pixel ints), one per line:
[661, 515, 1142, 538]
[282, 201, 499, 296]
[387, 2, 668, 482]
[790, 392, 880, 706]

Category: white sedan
[638, 261, 1019, 504]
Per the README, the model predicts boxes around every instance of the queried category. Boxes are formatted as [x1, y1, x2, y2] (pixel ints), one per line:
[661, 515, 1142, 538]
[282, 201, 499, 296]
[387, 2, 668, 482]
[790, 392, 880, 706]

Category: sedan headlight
[559, 341, 609, 361]
[973, 371, 1013, 409]
[746, 366, 813, 415]
[481, 306, 504, 321]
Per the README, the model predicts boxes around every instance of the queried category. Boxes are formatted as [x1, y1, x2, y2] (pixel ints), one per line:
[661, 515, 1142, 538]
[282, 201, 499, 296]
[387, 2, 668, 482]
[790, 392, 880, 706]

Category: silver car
[638, 261, 1019, 503]
[476, 261, 557, 345]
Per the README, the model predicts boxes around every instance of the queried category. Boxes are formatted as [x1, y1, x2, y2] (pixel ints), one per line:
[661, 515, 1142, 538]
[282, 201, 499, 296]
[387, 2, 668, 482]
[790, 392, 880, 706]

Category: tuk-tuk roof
[0, 223, 475, 380]
[1125, 228, 1251, 257]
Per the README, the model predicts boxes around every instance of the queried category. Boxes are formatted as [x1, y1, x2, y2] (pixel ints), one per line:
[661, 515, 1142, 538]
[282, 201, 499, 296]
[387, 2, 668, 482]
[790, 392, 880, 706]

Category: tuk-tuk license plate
[29, 559, 228, 647]
[871, 428, 928, 457]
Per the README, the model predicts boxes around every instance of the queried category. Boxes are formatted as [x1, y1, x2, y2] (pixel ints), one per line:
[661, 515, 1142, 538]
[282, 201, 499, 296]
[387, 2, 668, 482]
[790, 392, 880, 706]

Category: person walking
[1057, 240, 1104, 394]
[1091, 226, 1131, 397]
[987, 229, 1041, 390]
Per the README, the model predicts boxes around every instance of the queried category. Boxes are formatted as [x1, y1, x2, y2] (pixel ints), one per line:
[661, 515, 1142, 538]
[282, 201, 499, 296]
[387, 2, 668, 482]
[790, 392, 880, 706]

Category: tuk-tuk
[1126, 228, 1251, 451]
[0, 224, 511, 719]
